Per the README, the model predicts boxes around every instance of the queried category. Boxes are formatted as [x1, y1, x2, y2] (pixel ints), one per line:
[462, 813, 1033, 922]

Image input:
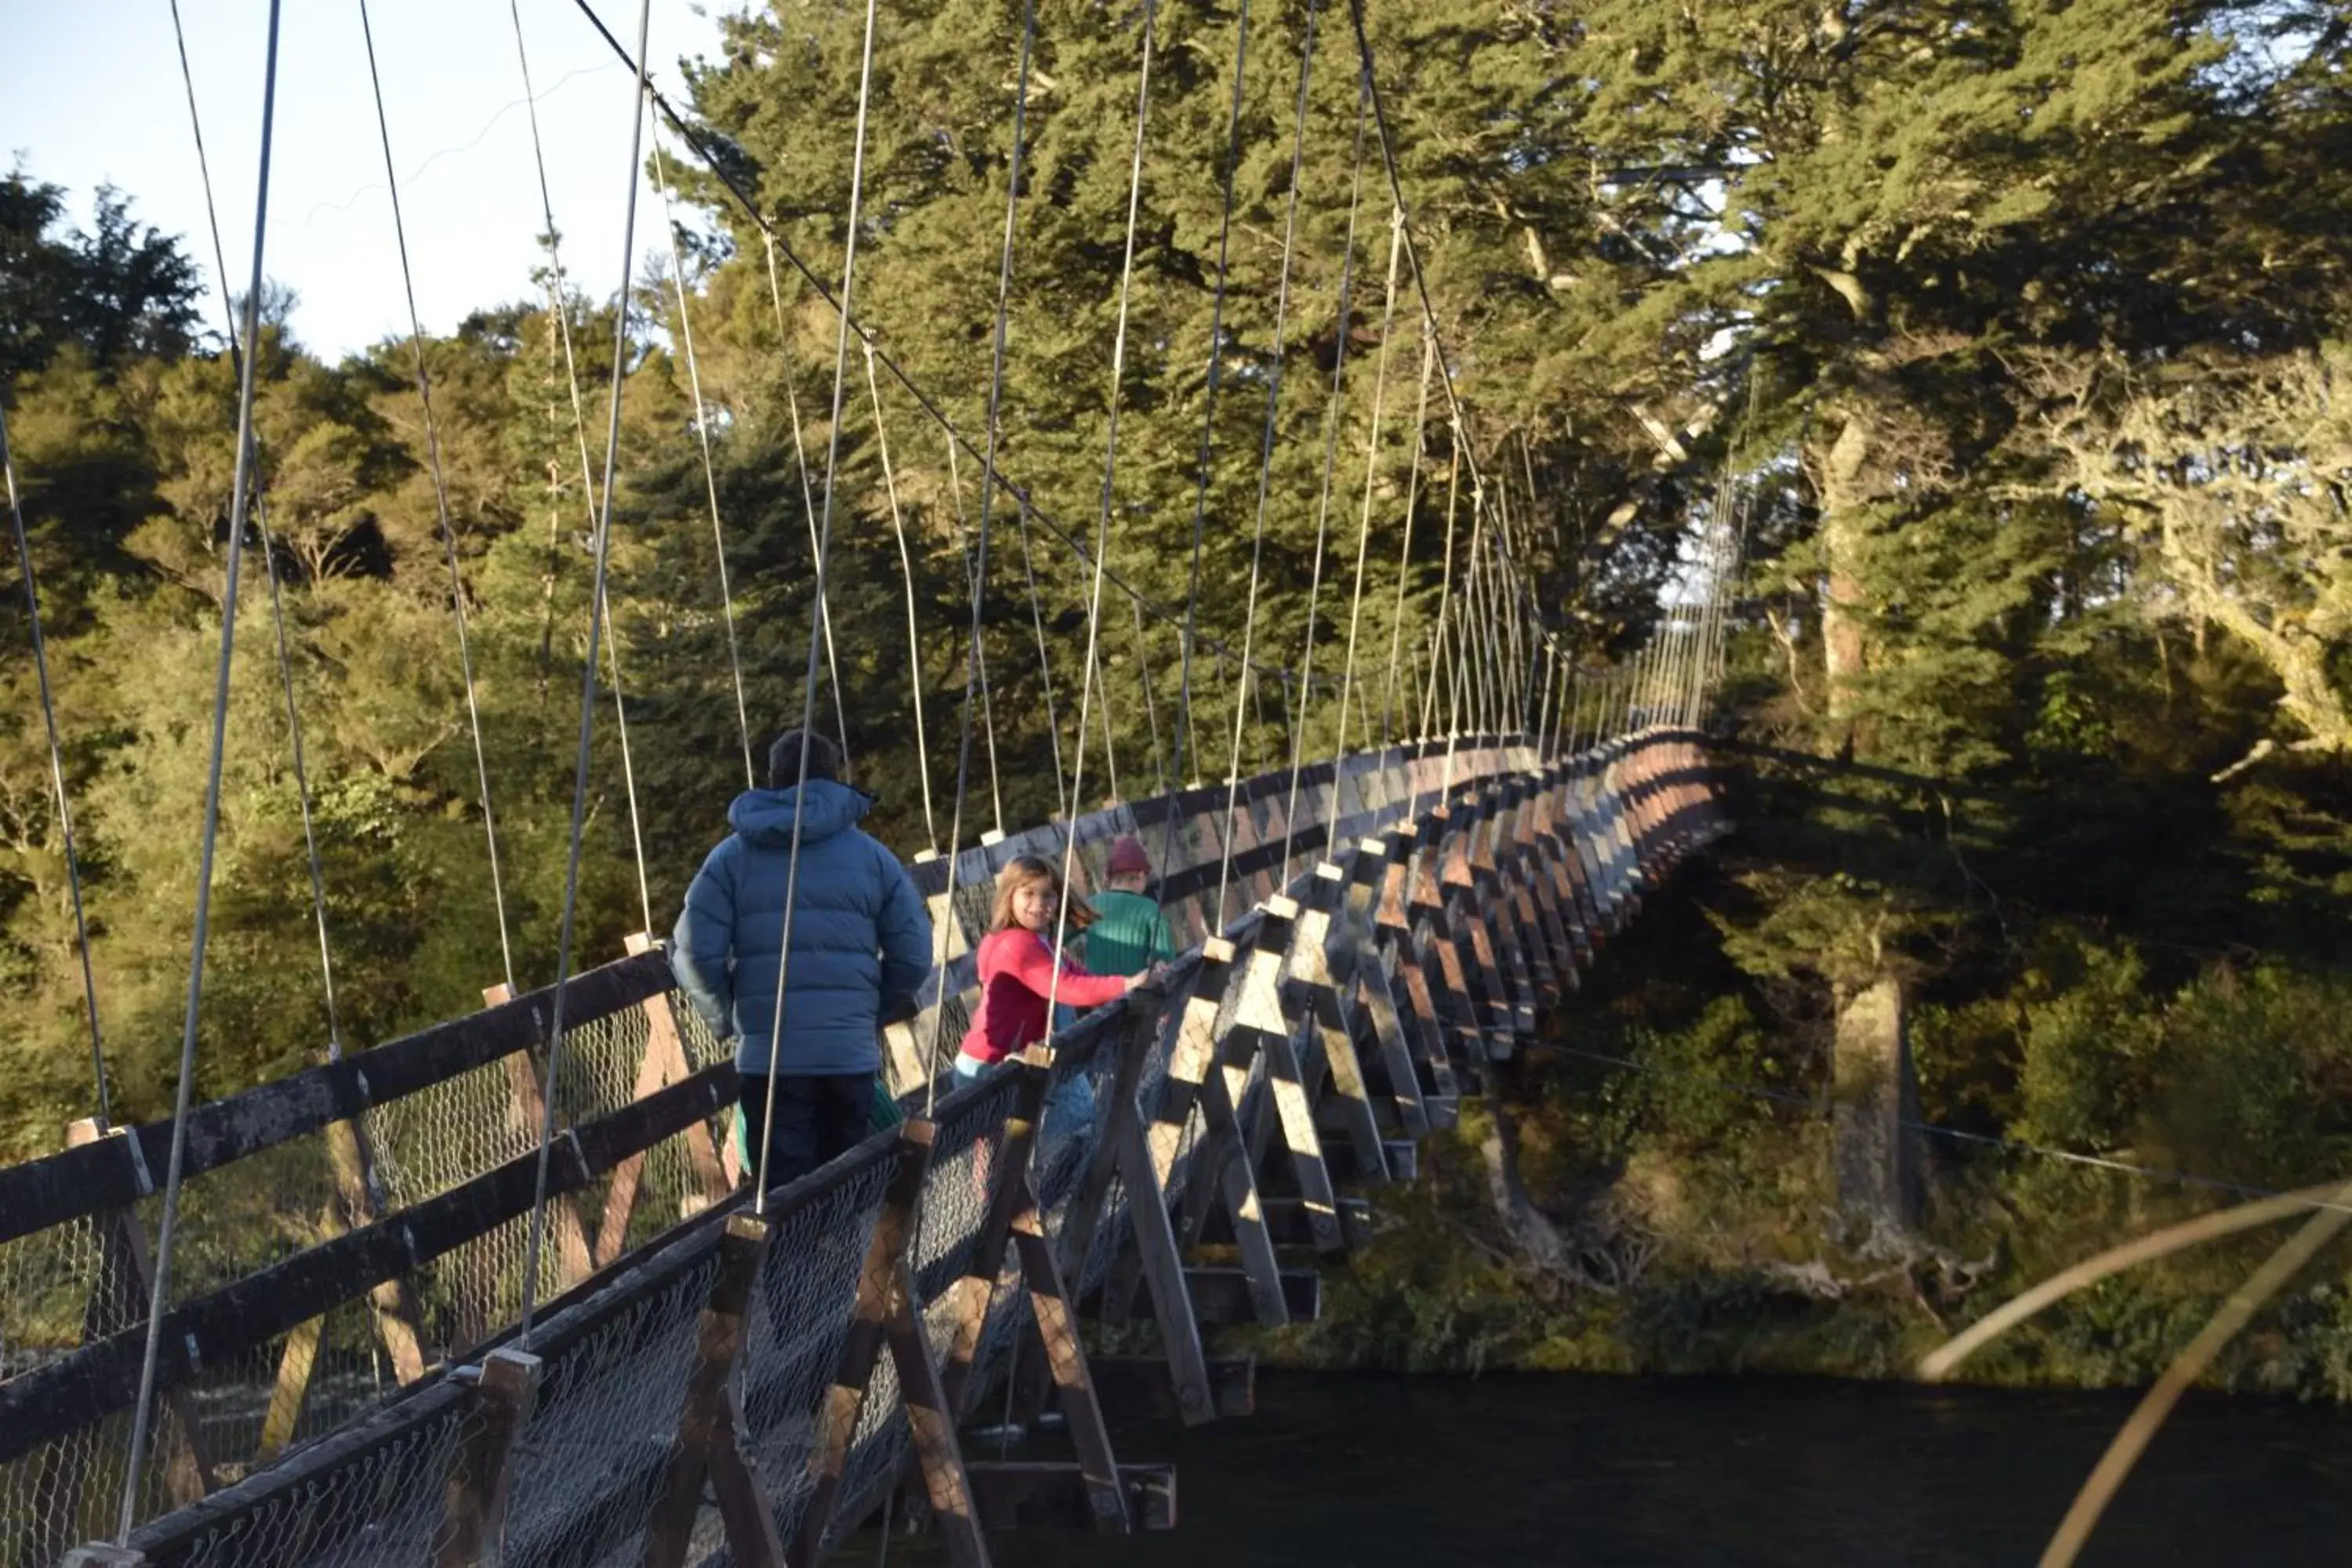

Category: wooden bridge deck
[0, 728, 1726, 1567]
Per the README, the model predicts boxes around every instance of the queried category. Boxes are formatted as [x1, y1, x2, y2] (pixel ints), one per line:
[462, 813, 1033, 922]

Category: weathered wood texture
[45, 732, 1726, 1568]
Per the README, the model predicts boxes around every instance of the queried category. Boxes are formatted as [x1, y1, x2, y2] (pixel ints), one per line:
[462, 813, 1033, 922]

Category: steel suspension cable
[863, 343, 939, 848]
[1045, 0, 1161, 1029]
[755, 0, 886, 1209]
[1214, 0, 1328, 915]
[118, 0, 280, 1534]
[1014, 506, 1070, 819]
[650, 134, 757, 786]
[358, 0, 517, 990]
[1129, 596, 1168, 800]
[511, 0, 655, 926]
[1158, 0, 1258, 864]
[916, 0, 1041, 1109]
[1330, 203, 1405, 788]
[939, 434, 1007, 838]
[567, 0, 1321, 703]
[1377, 321, 1436, 748]
[168, 0, 346, 1062]
[757, 231, 857, 771]
[1277, 80, 1372, 868]
[518, 0, 655, 1341]
[0, 406, 108, 1125]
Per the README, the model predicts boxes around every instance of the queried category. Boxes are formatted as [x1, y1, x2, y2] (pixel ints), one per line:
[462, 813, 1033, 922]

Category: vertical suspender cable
[757, 232, 857, 772]
[1046, 0, 1160, 1023]
[756, 0, 886, 1207]
[171, 0, 344, 1060]
[1161, 0, 1257, 844]
[864, 343, 940, 848]
[1377, 323, 1435, 748]
[1215, 0, 1326, 915]
[1277, 81, 1370, 868]
[521, 0, 654, 1340]
[1129, 597, 1168, 799]
[359, 0, 517, 990]
[918, 0, 1040, 1106]
[511, 0, 656, 926]
[118, 2, 279, 1535]
[1015, 507, 1071, 818]
[940, 437, 1008, 836]
[650, 135, 759, 787]
[1, 408, 109, 1123]
[1329, 202, 1403, 786]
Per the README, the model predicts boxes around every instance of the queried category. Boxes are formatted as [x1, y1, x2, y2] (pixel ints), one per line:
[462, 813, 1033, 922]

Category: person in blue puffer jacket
[672, 728, 932, 1189]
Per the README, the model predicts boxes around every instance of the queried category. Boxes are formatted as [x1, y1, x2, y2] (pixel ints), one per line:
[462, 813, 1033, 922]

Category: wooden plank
[0, 1069, 731, 1469]
[1202, 1195, 1370, 1250]
[0, 951, 674, 1248]
[1179, 1268, 1319, 1327]
[433, 1347, 541, 1568]
[1086, 1356, 1254, 1421]
[961, 1464, 1176, 1533]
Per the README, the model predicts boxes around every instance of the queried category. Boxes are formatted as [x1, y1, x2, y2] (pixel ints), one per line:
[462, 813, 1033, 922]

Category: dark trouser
[737, 1072, 873, 1190]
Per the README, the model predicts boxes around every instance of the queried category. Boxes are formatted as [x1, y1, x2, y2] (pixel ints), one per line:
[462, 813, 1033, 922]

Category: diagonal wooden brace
[642, 1214, 788, 1568]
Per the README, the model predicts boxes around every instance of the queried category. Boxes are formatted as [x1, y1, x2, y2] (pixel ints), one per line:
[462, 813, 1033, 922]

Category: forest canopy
[2, 0, 2349, 1321]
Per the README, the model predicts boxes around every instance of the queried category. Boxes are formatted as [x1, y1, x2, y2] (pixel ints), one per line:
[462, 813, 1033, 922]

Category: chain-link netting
[11, 737, 1637, 1563]
[737, 1151, 898, 1553]
[497, 1236, 725, 1567]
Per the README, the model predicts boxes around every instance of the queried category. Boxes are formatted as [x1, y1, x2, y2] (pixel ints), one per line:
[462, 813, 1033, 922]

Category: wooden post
[610, 934, 735, 1246]
[1336, 837, 1428, 1139]
[1219, 902, 1344, 1253]
[431, 1347, 542, 1568]
[255, 1114, 433, 1465]
[1284, 869, 1388, 1183]
[642, 1215, 787, 1568]
[1139, 939, 1290, 1321]
[800, 1122, 986, 1567]
[939, 1049, 1052, 1418]
[1373, 823, 1462, 1110]
[483, 982, 596, 1286]
[61, 1119, 217, 1509]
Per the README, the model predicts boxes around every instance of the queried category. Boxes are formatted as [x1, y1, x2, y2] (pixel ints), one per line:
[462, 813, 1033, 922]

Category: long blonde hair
[988, 855, 1096, 935]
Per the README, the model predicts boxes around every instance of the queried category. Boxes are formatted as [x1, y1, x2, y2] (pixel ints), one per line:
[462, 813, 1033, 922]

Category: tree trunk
[1815, 412, 1873, 735]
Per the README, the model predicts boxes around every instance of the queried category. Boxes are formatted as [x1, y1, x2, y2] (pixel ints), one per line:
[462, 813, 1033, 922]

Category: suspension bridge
[0, 0, 1752, 1563]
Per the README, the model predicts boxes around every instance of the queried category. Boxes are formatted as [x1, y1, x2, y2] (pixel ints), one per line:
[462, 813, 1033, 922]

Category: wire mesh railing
[2, 730, 1730, 1564]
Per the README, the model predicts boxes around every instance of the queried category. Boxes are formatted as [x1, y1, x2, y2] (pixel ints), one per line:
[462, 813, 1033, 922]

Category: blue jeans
[953, 1051, 1098, 1144]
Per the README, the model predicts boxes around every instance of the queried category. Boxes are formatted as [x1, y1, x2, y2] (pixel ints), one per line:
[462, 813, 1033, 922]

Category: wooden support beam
[1337, 837, 1429, 1139]
[1283, 870, 1388, 1183]
[960, 1463, 1176, 1533]
[1219, 902, 1342, 1254]
[883, 1255, 989, 1567]
[433, 1346, 542, 1568]
[1180, 1268, 1320, 1327]
[483, 982, 596, 1287]
[1086, 1355, 1254, 1421]
[940, 1051, 1051, 1420]
[800, 1122, 936, 1565]
[0, 951, 675, 1250]
[642, 1215, 786, 1568]
[1200, 1195, 1371, 1250]
[65, 1119, 217, 1508]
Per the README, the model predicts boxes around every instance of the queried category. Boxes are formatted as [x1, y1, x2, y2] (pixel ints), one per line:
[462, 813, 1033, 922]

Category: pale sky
[0, 0, 731, 361]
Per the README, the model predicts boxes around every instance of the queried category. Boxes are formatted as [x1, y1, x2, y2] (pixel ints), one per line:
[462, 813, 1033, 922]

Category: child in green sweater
[1083, 834, 1178, 976]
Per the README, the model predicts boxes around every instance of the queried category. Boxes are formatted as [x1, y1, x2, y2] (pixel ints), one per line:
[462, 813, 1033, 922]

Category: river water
[908, 1370, 2350, 1565]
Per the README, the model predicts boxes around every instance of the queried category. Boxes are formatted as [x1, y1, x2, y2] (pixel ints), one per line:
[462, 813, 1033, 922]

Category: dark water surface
[903, 1371, 2350, 1565]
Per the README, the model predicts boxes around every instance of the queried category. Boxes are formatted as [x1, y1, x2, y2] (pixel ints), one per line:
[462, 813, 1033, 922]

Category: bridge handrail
[0, 949, 677, 1250]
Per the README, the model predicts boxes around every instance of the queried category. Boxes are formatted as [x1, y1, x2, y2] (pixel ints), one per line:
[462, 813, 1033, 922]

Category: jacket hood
[728, 778, 873, 848]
